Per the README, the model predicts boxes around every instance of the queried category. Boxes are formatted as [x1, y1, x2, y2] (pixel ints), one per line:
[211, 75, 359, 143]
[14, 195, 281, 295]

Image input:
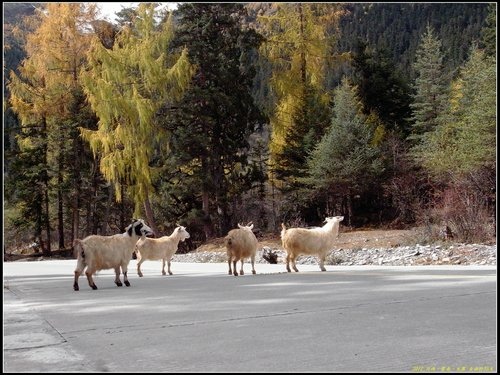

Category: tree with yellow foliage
[79, 3, 193, 235]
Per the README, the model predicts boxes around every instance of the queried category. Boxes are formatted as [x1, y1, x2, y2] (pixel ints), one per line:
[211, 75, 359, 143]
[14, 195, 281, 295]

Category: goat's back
[79, 234, 137, 271]
[225, 228, 258, 258]
[135, 236, 177, 260]
[282, 227, 333, 256]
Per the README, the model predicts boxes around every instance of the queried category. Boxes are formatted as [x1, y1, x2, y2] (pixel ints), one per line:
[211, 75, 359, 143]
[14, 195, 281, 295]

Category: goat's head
[237, 223, 254, 231]
[127, 219, 154, 238]
[324, 216, 344, 224]
[175, 225, 191, 242]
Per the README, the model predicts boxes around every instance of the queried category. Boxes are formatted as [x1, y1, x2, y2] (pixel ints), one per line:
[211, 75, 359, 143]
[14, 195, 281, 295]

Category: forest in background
[3, 3, 496, 256]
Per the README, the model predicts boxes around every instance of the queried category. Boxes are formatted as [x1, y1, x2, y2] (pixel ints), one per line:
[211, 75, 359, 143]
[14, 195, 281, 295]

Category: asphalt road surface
[3, 261, 497, 373]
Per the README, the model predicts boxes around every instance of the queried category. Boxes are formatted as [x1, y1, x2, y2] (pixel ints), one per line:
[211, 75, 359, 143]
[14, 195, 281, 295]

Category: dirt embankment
[196, 228, 420, 252]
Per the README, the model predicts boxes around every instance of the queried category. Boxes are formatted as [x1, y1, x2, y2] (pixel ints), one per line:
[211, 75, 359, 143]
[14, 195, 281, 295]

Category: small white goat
[135, 225, 190, 277]
[73, 219, 154, 291]
[281, 216, 344, 272]
[225, 223, 259, 276]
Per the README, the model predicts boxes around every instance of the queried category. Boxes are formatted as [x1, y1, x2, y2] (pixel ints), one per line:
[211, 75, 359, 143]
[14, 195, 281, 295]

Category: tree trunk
[298, 3, 307, 85]
[41, 117, 51, 256]
[102, 184, 112, 235]
[43, 186, 52, 256]
[120, 184, 126, 232]
[347, 193, 353, 227]
[72, 137, 83, 242]
[201, 156, 214, 239]
[143, 193, 160, 237]
[57, 155, 65, 250]
[202, 190, 213, 240]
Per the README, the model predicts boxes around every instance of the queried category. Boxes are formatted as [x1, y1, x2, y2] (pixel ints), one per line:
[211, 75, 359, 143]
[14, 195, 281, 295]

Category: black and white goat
[73, 219, 153, 291]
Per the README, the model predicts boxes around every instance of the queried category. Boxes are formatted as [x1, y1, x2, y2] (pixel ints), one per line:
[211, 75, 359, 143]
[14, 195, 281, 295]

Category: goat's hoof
[233, 272, 238, 276]
[168, 272, 173, 275]
[138, 274, 143, 277]
[320, 268, 326, 272]
[252, 270, 256, 274]
[116, 282, 123, 287]
[162, 272, 166, 276]
[239, 271, 244, 275]
[73, 285, 79, 291]
[91, 285, 98, 290]
[124, 281, 130, 287]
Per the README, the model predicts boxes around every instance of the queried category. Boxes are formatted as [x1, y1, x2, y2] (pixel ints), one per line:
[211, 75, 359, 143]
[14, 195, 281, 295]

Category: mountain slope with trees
[3, 3, 495, 255]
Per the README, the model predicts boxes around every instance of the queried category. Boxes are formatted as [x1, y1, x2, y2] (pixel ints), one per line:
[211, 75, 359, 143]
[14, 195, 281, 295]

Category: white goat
[281, 216, 344, 272]
[135, 225, 190, 277]
[225, 223, 259, 276]
[73, 219, 153, 291]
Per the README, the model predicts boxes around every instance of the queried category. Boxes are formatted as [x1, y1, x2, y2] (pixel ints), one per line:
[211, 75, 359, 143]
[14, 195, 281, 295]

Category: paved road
[3, 261, 497, 373]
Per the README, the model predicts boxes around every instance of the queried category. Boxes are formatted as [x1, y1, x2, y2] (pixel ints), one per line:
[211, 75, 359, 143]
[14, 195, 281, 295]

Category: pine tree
[415, 45, 496, 179]
[408, 25, 449, 143]
[480, 4, 496, 57]
[307, 78, 384, 224]
[258, 3, 345, 214]
[8, 3, 98, 253]
[80, 3, 193, 235]
[352, 40, 413, 136]
[160, 3, 265, 238]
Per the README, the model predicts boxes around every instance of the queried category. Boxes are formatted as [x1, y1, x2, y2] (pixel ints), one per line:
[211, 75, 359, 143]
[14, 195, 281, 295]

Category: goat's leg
[137, 257, 144, 277]
[291, 255, 299, 272]
[114, 266, 123, 286]
[73, 270, 81, 291]
[73, 261, 85, 291]
[85, 267, 98, 290]
[286, 253, 292, 272]
[319, 254, 327, 271]
[122, 263, 131, 287]
[161, 259, 167, 275]
[232, 260, 238, 276]
[250, 254, 256, 275]
[167, 259, 173, 275]
[239, 259, 245, 275]
[228, 257, 233, 275]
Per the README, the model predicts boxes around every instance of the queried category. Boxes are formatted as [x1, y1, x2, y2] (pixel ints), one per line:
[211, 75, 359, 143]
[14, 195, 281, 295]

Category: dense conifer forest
[3, 3, 496, 255]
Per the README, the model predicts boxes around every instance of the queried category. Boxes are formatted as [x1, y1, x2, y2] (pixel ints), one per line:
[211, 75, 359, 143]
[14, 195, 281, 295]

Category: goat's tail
[73, 239, 84, 259]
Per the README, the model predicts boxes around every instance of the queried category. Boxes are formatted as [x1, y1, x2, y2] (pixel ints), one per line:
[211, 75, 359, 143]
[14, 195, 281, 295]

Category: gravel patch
[172, 243, 496, 266]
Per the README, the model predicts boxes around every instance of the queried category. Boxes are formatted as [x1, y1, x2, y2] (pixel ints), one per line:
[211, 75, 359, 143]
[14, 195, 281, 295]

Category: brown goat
[225, 223, 259, 276]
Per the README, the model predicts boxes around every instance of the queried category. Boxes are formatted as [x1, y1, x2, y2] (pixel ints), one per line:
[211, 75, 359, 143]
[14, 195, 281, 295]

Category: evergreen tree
[307, 78, 384, 225]
[408, 25, 449, 144]
[352, 40, 413, 137]
[159, 3, 265, 238]
[480, 3, 496, 57]
[258, 3, 344, 215]
[415, 45, 496, 179]
[337, 3, 489, 80]
[8, 3, 98, 253]
[412, 44, 496, 241]
[80, 3, 193, 235]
